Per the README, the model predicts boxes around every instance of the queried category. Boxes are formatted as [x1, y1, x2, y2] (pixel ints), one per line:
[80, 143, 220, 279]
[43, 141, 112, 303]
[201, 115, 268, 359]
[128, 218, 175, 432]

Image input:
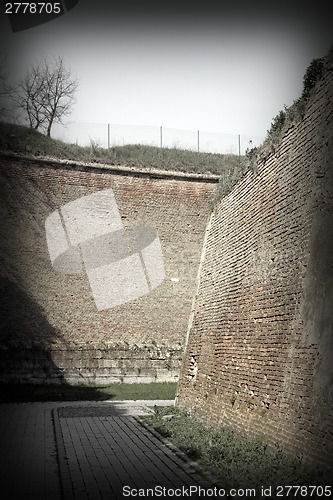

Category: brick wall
[0, 158, 217, 383]
[176, 52, 333, 470]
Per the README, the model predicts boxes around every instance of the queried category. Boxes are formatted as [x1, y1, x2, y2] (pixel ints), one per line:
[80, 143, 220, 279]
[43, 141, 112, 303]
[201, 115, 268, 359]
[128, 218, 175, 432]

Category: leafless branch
[8, 56, 79, 136]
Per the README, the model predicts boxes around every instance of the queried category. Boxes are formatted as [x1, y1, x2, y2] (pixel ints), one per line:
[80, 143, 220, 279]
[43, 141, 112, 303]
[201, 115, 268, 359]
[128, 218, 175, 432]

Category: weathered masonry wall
[176, 52, 333, 470]
[1, 344, 181, 385]
[0, 158, 217, 383]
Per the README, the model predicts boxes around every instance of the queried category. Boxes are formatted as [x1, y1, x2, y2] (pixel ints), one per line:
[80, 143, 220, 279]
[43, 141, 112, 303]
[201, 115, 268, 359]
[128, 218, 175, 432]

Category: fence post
[160, 126, 163, 148]
[197, 130, 200, 152]
[238, 134, 241, 156]
[107, 124, 110, 149]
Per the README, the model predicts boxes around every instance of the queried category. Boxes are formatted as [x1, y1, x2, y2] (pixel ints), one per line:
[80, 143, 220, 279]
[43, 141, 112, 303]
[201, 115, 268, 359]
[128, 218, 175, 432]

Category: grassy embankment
[0, 121, 246, 178]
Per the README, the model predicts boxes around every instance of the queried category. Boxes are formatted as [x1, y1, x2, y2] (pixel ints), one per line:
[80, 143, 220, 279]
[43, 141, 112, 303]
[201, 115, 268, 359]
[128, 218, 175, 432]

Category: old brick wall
[176, 52, 333, 469]
[0, 158, 217, 383]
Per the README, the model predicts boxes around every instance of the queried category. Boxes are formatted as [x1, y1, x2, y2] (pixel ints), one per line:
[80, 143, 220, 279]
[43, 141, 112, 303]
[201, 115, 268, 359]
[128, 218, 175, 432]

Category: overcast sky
[1, 1, 332, 138]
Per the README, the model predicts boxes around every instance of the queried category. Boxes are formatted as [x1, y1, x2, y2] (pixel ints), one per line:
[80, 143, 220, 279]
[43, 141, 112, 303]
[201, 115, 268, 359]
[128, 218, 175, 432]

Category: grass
[0, 121, 246, 177]
[0, 381, 177, 403]
[142, 406, 331, 497]
[259, 56, 326, 152]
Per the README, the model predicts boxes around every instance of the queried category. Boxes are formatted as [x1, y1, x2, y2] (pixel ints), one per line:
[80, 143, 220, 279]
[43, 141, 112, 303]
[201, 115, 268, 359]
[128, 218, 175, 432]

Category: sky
[0, 1, 332, 140]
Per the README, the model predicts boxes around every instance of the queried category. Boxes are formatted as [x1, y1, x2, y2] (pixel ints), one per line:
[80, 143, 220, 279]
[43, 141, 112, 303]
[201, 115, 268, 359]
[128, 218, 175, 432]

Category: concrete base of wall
[0, 344, 182, 385]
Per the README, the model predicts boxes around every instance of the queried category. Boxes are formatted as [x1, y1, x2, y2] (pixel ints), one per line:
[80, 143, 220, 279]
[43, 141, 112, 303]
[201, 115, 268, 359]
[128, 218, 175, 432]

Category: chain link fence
[52, 121, 264, 156]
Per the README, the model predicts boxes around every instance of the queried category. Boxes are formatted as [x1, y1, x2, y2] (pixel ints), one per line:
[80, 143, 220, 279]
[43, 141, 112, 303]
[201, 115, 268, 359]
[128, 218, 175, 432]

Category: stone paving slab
[0, 400, 217, 500]
[54, 404, 213, 499]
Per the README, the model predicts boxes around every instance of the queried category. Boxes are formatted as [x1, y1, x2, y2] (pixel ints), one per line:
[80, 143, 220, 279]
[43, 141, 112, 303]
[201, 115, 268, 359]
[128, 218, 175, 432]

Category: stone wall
[0, 158, 217, 383]
[0, 343, 182, 384]
[176, 51, 333, 470]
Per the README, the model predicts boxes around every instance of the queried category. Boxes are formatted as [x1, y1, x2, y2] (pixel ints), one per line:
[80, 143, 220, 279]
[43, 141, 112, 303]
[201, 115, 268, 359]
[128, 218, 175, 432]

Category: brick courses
[176, 52, 333, 470]
[0, 157, 217, 383]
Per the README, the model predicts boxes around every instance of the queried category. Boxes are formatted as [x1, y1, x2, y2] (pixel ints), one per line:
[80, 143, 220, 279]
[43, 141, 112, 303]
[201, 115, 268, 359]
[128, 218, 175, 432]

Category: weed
[302, 57, 325, 100]
[245, 146, 260, 172]
[89, 137, 102, 156]
[142, 406, 330, 494]
[211, 158, 247, 205]
[263, 56, 326, 148]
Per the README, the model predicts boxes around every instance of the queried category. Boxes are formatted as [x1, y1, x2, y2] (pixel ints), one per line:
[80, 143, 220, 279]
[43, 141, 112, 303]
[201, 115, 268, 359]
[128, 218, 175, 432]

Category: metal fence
[51, 121, 265, 156]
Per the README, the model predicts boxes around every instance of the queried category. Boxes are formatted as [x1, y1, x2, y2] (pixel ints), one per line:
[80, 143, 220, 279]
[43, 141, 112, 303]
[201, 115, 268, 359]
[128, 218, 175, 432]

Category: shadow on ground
[0, 382, 115, 403]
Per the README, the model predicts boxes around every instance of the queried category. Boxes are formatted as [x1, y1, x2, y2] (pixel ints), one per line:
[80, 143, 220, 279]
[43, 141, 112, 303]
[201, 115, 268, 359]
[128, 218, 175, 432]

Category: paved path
[0, 400, 214, 499]
[0, 400, 61, 499]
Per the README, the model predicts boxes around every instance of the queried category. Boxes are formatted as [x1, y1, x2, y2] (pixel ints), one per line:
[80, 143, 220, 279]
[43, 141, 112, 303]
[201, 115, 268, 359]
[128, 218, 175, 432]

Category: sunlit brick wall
[0, 159, 217, 383]
[176, 53, 333, 469]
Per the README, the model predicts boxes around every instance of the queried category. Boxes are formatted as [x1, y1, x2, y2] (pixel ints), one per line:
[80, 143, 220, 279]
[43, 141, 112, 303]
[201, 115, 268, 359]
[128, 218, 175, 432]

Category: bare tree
[42, 57, 79, 137]
[10, 56, 79, 136]
[10, 61, 48, 129]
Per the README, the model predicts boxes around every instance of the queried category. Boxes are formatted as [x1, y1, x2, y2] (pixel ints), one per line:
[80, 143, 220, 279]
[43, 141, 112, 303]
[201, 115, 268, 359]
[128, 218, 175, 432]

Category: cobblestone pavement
[0, 400, 214, 500]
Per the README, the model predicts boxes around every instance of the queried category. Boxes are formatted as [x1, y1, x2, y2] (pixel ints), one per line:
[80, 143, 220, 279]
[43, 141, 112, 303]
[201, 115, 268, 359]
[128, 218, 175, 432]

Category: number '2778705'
[5, 3, 61, 14]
